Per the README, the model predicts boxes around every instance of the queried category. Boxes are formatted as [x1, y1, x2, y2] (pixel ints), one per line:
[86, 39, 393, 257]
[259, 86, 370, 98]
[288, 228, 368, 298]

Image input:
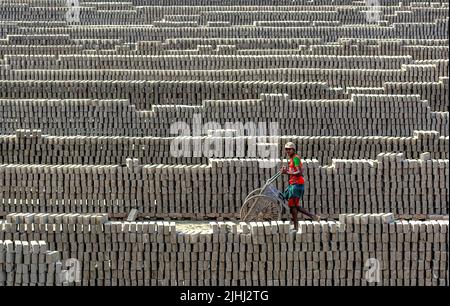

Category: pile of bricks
[4, 54, 430, 71]
[0, 2, 448, 113]
[0, 213, 448, 286]
[0, 0, 448, 287]
[156, 38, 448, 59]
[0, 129, 447, 166]
[0, 154, 447, 219]
[0, 238, 61, 286]
[0, 94, 448, 137]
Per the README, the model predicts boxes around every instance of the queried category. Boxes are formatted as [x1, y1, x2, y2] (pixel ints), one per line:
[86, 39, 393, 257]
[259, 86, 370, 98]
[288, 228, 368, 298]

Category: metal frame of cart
[240, 171, 289, 222]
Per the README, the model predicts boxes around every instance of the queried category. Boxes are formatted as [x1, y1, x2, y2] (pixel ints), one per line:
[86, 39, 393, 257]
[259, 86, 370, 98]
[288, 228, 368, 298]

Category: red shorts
[288, 198, 300, 208]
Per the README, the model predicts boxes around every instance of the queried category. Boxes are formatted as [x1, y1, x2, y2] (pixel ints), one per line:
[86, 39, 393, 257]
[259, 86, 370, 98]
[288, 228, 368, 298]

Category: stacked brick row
[3, 64, 441, 83]
[0, 238, 61, 286]
[0, 154, 447, 218]
[0, 129, 447, 166]
[383, 77, 448, 112]
[0, 213, 447, 286]
[1, 20, 446, 42]
[1, 21, 447, 53]
[2, 54, 420, 70]
[0, 94, 447, 137]
[1, 67, 446, 111]
[1, 1, 448, 28]
[0, 81, 345, 110]
[1, 38, 446, 60]
[144, 39, 448, 59]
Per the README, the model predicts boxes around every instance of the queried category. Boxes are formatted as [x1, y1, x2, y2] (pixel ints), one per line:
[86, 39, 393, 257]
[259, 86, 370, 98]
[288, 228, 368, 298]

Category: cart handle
[266, 171, 282, 184]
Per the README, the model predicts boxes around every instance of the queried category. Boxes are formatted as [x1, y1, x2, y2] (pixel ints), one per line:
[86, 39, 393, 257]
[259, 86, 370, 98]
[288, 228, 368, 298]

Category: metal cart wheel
[243, 188, 261, 202]
[240, 195, 282, 222]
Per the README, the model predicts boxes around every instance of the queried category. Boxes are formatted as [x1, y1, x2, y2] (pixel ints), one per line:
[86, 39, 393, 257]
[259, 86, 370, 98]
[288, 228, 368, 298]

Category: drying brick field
[0, 0, 448, 287]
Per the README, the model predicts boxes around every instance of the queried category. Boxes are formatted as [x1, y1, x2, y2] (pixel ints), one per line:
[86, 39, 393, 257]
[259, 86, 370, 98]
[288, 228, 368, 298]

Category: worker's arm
[282, 157, 303, 176]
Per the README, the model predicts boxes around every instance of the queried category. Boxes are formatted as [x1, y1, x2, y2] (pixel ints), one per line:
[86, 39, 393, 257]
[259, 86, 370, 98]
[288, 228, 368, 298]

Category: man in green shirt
[281, 142, 321, 230]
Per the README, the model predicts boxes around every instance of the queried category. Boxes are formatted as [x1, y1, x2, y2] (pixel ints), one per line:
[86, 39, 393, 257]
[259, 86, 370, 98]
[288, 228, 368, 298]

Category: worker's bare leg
[297, 207, 319, 220]
[290, 207, 299, 231]
[298, 196, 320, 221]
[289, 198, 299, 230]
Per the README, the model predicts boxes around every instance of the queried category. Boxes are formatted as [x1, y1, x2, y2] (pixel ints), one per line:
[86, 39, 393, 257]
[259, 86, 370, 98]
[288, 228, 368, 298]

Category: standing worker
[281, 142, 320, 230]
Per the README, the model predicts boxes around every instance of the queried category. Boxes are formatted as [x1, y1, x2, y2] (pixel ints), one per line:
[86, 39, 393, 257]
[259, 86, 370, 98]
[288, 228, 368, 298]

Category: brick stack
[0, 0, 448, 287]
[0, 94, 448, 136]
[0, 213, 448, 286]
[0, 238, 61, 286]
[0, 129, 448, 166]
[0, 154, 447, 219]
